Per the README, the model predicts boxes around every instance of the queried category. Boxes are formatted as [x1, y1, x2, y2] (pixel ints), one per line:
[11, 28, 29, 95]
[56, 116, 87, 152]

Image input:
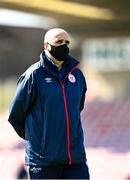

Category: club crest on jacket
[68, 74, 76, 83]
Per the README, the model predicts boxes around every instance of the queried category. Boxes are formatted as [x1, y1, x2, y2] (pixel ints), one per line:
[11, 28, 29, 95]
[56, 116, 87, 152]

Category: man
[8, 28, 90, 179]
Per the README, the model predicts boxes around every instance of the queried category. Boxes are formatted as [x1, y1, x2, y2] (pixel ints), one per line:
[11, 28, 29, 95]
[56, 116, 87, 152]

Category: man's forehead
[44, 28, 70, 44]
[52, 32, 69, 41]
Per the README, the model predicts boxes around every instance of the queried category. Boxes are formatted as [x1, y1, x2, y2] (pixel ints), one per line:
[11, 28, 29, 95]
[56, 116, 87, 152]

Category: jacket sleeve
[80, 74, 87, 112]
[8, 72, 36, 139]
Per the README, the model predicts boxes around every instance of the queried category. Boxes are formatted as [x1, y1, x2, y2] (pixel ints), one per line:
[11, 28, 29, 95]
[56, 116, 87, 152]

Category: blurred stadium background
[0, 0, 130, 179]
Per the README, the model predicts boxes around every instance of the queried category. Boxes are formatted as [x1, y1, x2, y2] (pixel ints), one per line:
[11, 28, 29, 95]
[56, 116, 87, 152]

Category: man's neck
[45, 50, 64, 70]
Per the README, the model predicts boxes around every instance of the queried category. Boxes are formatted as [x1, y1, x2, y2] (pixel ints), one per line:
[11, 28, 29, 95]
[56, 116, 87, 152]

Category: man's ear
[44, 43, 48, 49]
[44, 43, 51, 51]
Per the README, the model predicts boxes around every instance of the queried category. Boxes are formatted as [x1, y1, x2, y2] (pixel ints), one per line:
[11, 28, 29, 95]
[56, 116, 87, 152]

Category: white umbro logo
[30, 167, 42, 173]
[45, 77, 52, 83]
[68, 74, 76, 83]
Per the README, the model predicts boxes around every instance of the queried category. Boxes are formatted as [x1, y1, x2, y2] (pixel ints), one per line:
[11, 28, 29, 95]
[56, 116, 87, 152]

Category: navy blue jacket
[8, 52, 87, 166]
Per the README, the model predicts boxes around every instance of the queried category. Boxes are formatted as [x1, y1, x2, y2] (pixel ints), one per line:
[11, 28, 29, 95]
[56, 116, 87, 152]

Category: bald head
[44, 28, 70, 46]
[43, 28, 70, 64]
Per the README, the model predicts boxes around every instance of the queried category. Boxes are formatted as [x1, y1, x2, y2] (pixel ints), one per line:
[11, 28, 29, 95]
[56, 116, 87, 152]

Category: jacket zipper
[60, 63, 79, 165]
[61, 83, 72, 165]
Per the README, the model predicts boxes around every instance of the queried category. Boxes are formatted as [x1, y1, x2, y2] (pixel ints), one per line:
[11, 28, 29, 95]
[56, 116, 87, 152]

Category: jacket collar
[39, 51, 79, 81]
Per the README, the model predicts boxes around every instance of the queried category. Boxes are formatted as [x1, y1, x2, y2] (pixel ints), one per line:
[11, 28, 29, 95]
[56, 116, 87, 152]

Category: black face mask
[49, 44, 69, 61]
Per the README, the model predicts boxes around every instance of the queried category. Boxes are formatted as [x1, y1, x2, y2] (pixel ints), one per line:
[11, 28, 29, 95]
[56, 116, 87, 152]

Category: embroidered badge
[68, 74, 76, 83]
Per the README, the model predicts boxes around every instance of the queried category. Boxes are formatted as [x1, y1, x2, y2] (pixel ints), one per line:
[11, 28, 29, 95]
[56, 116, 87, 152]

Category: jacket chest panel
[38, 75, 62, 101]
[39, 77, 80, 100]
[36, 69, 82, 108]
[65, 74, 82, 105]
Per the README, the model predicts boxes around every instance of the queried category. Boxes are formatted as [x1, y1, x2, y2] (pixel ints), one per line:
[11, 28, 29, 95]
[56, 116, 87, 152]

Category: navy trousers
[29, 162, 90, 179]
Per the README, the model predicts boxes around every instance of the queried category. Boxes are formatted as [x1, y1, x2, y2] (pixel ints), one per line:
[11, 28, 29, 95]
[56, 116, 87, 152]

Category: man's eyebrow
[56, 39, 63, 42]
[55, 39, 70, 44]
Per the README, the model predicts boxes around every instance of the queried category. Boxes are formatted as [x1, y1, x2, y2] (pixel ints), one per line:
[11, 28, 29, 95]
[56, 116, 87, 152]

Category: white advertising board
[82, 38, 130, 71]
